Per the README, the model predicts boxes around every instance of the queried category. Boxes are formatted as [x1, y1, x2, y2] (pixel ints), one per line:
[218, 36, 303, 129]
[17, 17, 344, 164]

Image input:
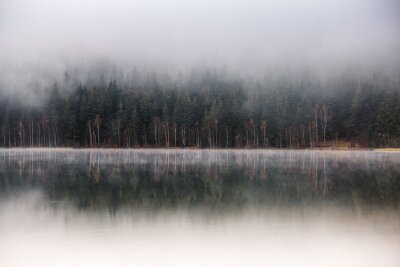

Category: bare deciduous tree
[94, 115, 101, 147]
[260, 120, 267, 147]
[318, 104, 332, 143]
[314, 105, 319, 146]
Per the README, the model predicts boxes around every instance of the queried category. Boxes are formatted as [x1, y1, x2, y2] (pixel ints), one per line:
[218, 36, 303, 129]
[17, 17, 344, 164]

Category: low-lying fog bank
[0, 192, 399, 267]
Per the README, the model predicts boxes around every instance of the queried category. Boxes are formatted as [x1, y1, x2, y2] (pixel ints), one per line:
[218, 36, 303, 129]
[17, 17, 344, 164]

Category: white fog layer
[0, 149, 400, 267]
[1, 0, 400, 96]
[1, 195, 400, 267]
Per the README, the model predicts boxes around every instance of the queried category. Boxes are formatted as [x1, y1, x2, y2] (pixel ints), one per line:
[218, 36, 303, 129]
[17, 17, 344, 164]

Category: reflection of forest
[0, 149, 399, 212]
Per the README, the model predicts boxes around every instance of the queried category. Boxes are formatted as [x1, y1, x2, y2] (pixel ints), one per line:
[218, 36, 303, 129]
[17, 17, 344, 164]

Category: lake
[0, 149, 399, 267]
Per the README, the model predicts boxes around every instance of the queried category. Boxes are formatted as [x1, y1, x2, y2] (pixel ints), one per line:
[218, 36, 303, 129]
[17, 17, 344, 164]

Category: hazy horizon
[1, 0, 400, 99]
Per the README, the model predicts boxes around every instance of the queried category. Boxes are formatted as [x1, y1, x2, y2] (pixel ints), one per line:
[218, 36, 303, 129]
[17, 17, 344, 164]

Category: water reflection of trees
[0, 149, 399, 212]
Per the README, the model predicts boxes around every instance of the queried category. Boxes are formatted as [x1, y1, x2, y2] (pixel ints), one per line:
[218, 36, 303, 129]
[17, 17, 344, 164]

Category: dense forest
[1, 69, 399, 148]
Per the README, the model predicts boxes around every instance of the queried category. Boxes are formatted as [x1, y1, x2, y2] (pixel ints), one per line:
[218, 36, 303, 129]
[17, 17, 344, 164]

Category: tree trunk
[181, 127, 186, 147]
[154, 121, 158, 147]
[97, 122, 100, 147]
[245, 128, 249, 147]
[163, 124, 168, 147]
[263, 127, 266, 147]
[88, 121, 92, 148]
[314, 108, 319, 147]
[118, 122, 121, 147]
[226, 127, 228, 148]
[209, 128, 212, 148]
[215, 124, 218, 148]
[174, 126, 177, 147]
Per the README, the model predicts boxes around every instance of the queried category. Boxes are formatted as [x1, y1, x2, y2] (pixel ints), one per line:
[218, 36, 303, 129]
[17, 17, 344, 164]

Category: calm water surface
[0, 149, 399, 267]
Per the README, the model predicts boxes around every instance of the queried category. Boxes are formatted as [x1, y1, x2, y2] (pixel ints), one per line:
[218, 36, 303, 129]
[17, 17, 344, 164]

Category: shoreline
[1, 147, 399, 152]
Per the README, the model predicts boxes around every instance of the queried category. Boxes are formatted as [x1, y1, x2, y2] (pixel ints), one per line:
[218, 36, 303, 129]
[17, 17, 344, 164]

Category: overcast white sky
[0, 0, 399, 93]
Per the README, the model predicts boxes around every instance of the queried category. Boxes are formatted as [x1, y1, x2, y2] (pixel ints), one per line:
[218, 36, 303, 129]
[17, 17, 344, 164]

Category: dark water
[1, 149, 400, 267]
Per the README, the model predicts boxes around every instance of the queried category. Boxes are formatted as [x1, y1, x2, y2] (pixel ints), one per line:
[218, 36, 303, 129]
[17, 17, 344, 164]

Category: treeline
[0, 70, 399, 148]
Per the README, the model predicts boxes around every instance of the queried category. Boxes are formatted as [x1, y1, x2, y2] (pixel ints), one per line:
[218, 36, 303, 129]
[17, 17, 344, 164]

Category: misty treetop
[1, 70, 400, 148]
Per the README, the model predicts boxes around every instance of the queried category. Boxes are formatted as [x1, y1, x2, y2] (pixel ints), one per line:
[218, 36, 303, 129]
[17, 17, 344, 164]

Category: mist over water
[0, 149, 399, 266]
[1, 0, 400, 265]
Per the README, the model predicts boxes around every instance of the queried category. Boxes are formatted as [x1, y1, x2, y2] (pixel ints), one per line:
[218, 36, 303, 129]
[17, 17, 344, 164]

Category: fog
[1, 0, 399, 97]
[1, 193, 400, 267]
[1, 148, 400, 267]
[0, 149, 400, 267]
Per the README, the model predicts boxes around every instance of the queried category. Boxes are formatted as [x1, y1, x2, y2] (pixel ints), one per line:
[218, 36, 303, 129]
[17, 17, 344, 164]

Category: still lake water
[0, 148, 399, 267]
